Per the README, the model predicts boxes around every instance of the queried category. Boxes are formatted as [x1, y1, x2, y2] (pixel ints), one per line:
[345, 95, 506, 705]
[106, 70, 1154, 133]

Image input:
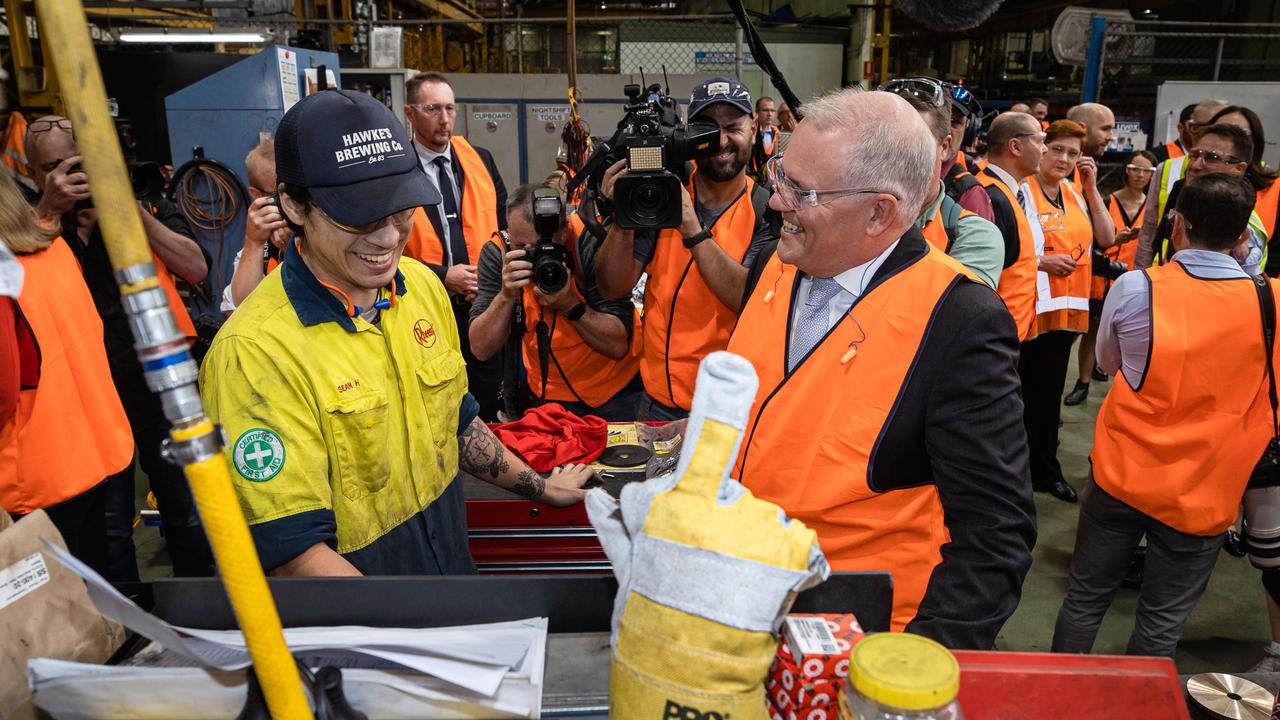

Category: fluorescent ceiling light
[117, 29, 268, 44]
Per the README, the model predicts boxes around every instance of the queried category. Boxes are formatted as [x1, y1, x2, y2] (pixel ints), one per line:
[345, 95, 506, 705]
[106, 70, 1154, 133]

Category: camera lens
[535, 256, 569, 294]
[628, 182, 663, 221]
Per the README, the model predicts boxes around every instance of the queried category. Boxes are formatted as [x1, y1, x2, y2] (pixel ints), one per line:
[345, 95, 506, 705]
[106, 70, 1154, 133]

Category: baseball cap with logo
[276, 89, 441, 228]
[688, 76, 753, 121]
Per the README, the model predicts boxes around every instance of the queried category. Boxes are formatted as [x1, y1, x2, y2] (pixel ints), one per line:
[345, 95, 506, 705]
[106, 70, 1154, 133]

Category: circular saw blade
[1186, 673, 1273, 720]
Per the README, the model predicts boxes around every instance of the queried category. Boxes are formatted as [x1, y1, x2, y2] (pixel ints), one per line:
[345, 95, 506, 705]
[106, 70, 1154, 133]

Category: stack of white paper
[30, 541, 547, 719]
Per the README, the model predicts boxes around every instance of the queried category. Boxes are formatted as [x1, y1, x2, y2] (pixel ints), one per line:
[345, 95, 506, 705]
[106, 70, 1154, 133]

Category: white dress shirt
[789, 240, 900, 349]
[415, 141, 462, 264]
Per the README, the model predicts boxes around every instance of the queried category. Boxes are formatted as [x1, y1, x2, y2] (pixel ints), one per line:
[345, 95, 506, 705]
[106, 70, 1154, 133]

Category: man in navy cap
[199, 90, 594, 577]
[594, 76, 777, 420]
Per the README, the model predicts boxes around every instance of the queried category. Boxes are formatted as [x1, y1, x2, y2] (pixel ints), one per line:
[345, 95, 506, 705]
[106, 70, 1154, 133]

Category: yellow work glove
[586, 351, 830, 720]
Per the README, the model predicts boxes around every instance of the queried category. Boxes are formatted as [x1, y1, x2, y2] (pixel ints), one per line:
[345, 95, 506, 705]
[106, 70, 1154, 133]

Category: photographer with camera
[221, 137, 291, 314]
[469, 184, 640, 421]
[26, 115, 215, 581]
[594, 76, 776, 421]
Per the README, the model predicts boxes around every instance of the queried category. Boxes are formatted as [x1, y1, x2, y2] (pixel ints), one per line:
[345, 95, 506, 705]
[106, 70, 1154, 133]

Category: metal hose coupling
[115, 262, 203, 423]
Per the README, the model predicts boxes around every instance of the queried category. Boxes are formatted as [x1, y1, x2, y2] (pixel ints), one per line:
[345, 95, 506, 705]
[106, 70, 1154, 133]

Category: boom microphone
[894, 0, 1005, 31]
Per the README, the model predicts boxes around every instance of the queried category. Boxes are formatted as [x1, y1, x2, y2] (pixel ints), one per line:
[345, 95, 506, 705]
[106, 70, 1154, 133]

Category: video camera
[526, 187, 572, 294]
[572, 80, 721, 231]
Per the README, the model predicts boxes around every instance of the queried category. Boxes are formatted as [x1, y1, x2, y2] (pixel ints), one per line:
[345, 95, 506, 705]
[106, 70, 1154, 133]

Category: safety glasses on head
[941, 82, 983, 121]
[878, 77, 947, 108]
[765, 155, 899, 211]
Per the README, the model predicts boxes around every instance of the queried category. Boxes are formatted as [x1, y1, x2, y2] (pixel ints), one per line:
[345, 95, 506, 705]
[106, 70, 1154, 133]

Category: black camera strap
[1252, 273, 1279, 437]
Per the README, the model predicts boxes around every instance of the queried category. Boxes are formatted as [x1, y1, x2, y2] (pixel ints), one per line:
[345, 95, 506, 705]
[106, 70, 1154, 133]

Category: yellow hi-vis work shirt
[199, 238, 477, 574]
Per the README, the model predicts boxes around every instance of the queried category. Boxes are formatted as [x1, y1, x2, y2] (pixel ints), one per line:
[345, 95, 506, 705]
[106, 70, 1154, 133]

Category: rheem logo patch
[414, 319, 437, 348]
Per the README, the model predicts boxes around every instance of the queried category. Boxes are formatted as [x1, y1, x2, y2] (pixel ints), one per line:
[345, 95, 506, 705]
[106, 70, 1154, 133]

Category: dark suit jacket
[420, 139, 509, 283]
[742, 228, 1037, 650]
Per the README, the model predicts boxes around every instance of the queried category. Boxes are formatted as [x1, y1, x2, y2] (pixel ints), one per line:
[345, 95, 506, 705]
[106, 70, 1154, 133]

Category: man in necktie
[403, 72, 509, 420]
[727, 88, 1035, 650]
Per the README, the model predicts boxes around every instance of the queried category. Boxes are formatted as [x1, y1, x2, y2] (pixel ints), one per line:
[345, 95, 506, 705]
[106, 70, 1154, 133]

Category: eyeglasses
[878, 77, 947, 108]
[314, 204, 416, 234]
[766, 155, 898, 211]
[1045, 144, 1082, 160]
[409, 103, 457, 118]
[1169, 208, 1194, 231]
[28, 118, 72, 134]
[1188, 148, 1244, 165]
[1125, 164, 1155, 174]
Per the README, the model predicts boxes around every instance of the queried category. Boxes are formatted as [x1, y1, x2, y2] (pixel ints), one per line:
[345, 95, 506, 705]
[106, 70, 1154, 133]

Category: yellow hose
[35, 3, 312, 718]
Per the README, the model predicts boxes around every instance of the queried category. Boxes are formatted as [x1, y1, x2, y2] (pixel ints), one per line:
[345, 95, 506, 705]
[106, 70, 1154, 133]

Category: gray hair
[505, 183, 542, 225]
[799, 87, 936, 223]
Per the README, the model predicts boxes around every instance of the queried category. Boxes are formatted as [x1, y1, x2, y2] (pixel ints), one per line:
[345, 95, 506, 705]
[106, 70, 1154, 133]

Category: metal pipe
[1213, 36, 1225, 80]
[734, 26, 743, 79]
[516, 5, 524, 74]
[80, 12, 751, 25]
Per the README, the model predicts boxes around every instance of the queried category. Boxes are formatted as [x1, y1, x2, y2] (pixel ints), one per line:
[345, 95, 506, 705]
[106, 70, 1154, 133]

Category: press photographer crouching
[469, 184, 641, 421]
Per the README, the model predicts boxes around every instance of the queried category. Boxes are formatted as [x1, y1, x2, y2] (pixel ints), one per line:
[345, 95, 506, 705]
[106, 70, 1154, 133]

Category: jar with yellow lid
[838, 632, 963, 720]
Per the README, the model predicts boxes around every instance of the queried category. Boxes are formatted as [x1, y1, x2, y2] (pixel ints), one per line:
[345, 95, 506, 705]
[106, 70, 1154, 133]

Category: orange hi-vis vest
[1093, 194, 1144, 299]
[1256, 181, 1279, 241]
[642, 177, 758, 411]
[976, 169, 1037, 340]
[404, 137, 500, 268]
[500, 218, 642, 408]
[0, 237, 134, 514]
[1027, 177, 1093, 334]
[1164, 140, 1186, 160]
[760, 124, 780, 157]
[1092, 263, 1280, 536]
[729, 245, 974, 630]
[154, 253, 196, 339]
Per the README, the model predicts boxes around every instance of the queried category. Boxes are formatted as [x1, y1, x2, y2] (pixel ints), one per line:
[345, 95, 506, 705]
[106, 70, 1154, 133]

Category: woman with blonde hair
[0, 170, 134, 575]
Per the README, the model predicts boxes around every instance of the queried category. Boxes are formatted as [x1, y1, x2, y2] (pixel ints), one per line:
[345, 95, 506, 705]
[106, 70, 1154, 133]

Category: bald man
[1067, 103, 1116, 159]
[1010, 103, 1031, 114]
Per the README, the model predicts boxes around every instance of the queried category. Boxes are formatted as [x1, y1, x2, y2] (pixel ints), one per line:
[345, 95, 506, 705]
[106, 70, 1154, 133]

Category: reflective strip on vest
[1026, 178, 1093, 334]
[641, 177, 757, 411]
[1155, 157, 1186, 222]
[404, 137, 500, 267]
[729, 246, 964, 630]
[1092, 264, 1278, 536]
[976, 170, 1037, 340]
[1, 238, 134, 514]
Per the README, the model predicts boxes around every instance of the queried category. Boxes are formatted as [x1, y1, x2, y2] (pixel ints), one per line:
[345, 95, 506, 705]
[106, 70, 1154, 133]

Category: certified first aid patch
[233, 428, 286, 482]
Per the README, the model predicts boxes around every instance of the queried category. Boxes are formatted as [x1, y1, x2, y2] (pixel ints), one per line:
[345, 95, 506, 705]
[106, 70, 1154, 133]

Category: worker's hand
[1115, 226, 1140, 245]
[677, 183, 701, 240]
[600, 159, 628, 202]
[1039, 253, 1077, 276]
[36, 156, 91, 217]
[500, 249, 533, 301]
[445, 263, 478, 303]
[1076, 156, 1098, 190]
[539, 463, 597, 506]
[535, 277, 580, 314]
[246, 195, 289, 250]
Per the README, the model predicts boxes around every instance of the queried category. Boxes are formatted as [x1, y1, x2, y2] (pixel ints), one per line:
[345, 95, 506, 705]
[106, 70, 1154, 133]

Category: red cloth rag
[489, 404, 608, 473]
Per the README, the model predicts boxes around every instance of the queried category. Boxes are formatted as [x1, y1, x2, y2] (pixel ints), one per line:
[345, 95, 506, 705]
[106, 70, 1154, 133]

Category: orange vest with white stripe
[1093, 194, 1144, 299]
[1, 237, 134, 514]
[505, 216, 642, 407]
[729, 245, 971, 630]
[1091, 262, 1279, 536]
[976, 170, 1038, 340]
[404, 137, 500, 268]
[1028, 177, 1093, 334]
[642, 177, 757, 411]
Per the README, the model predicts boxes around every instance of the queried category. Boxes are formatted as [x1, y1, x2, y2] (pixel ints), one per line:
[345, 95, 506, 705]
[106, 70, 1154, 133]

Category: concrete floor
[131, 347, 1271, 673]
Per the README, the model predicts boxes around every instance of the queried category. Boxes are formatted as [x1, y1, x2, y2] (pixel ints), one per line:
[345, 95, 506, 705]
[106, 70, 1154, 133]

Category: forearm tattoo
[459, 419, 510, 479]
[512, 470, 546, 501]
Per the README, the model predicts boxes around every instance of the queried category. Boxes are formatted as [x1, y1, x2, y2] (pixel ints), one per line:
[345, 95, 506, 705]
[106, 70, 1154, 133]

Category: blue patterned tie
[789, 277, 844, 371]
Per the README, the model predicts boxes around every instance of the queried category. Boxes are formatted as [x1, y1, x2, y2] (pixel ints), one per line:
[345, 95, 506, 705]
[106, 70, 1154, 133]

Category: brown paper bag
[0, 510, 125, 717]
